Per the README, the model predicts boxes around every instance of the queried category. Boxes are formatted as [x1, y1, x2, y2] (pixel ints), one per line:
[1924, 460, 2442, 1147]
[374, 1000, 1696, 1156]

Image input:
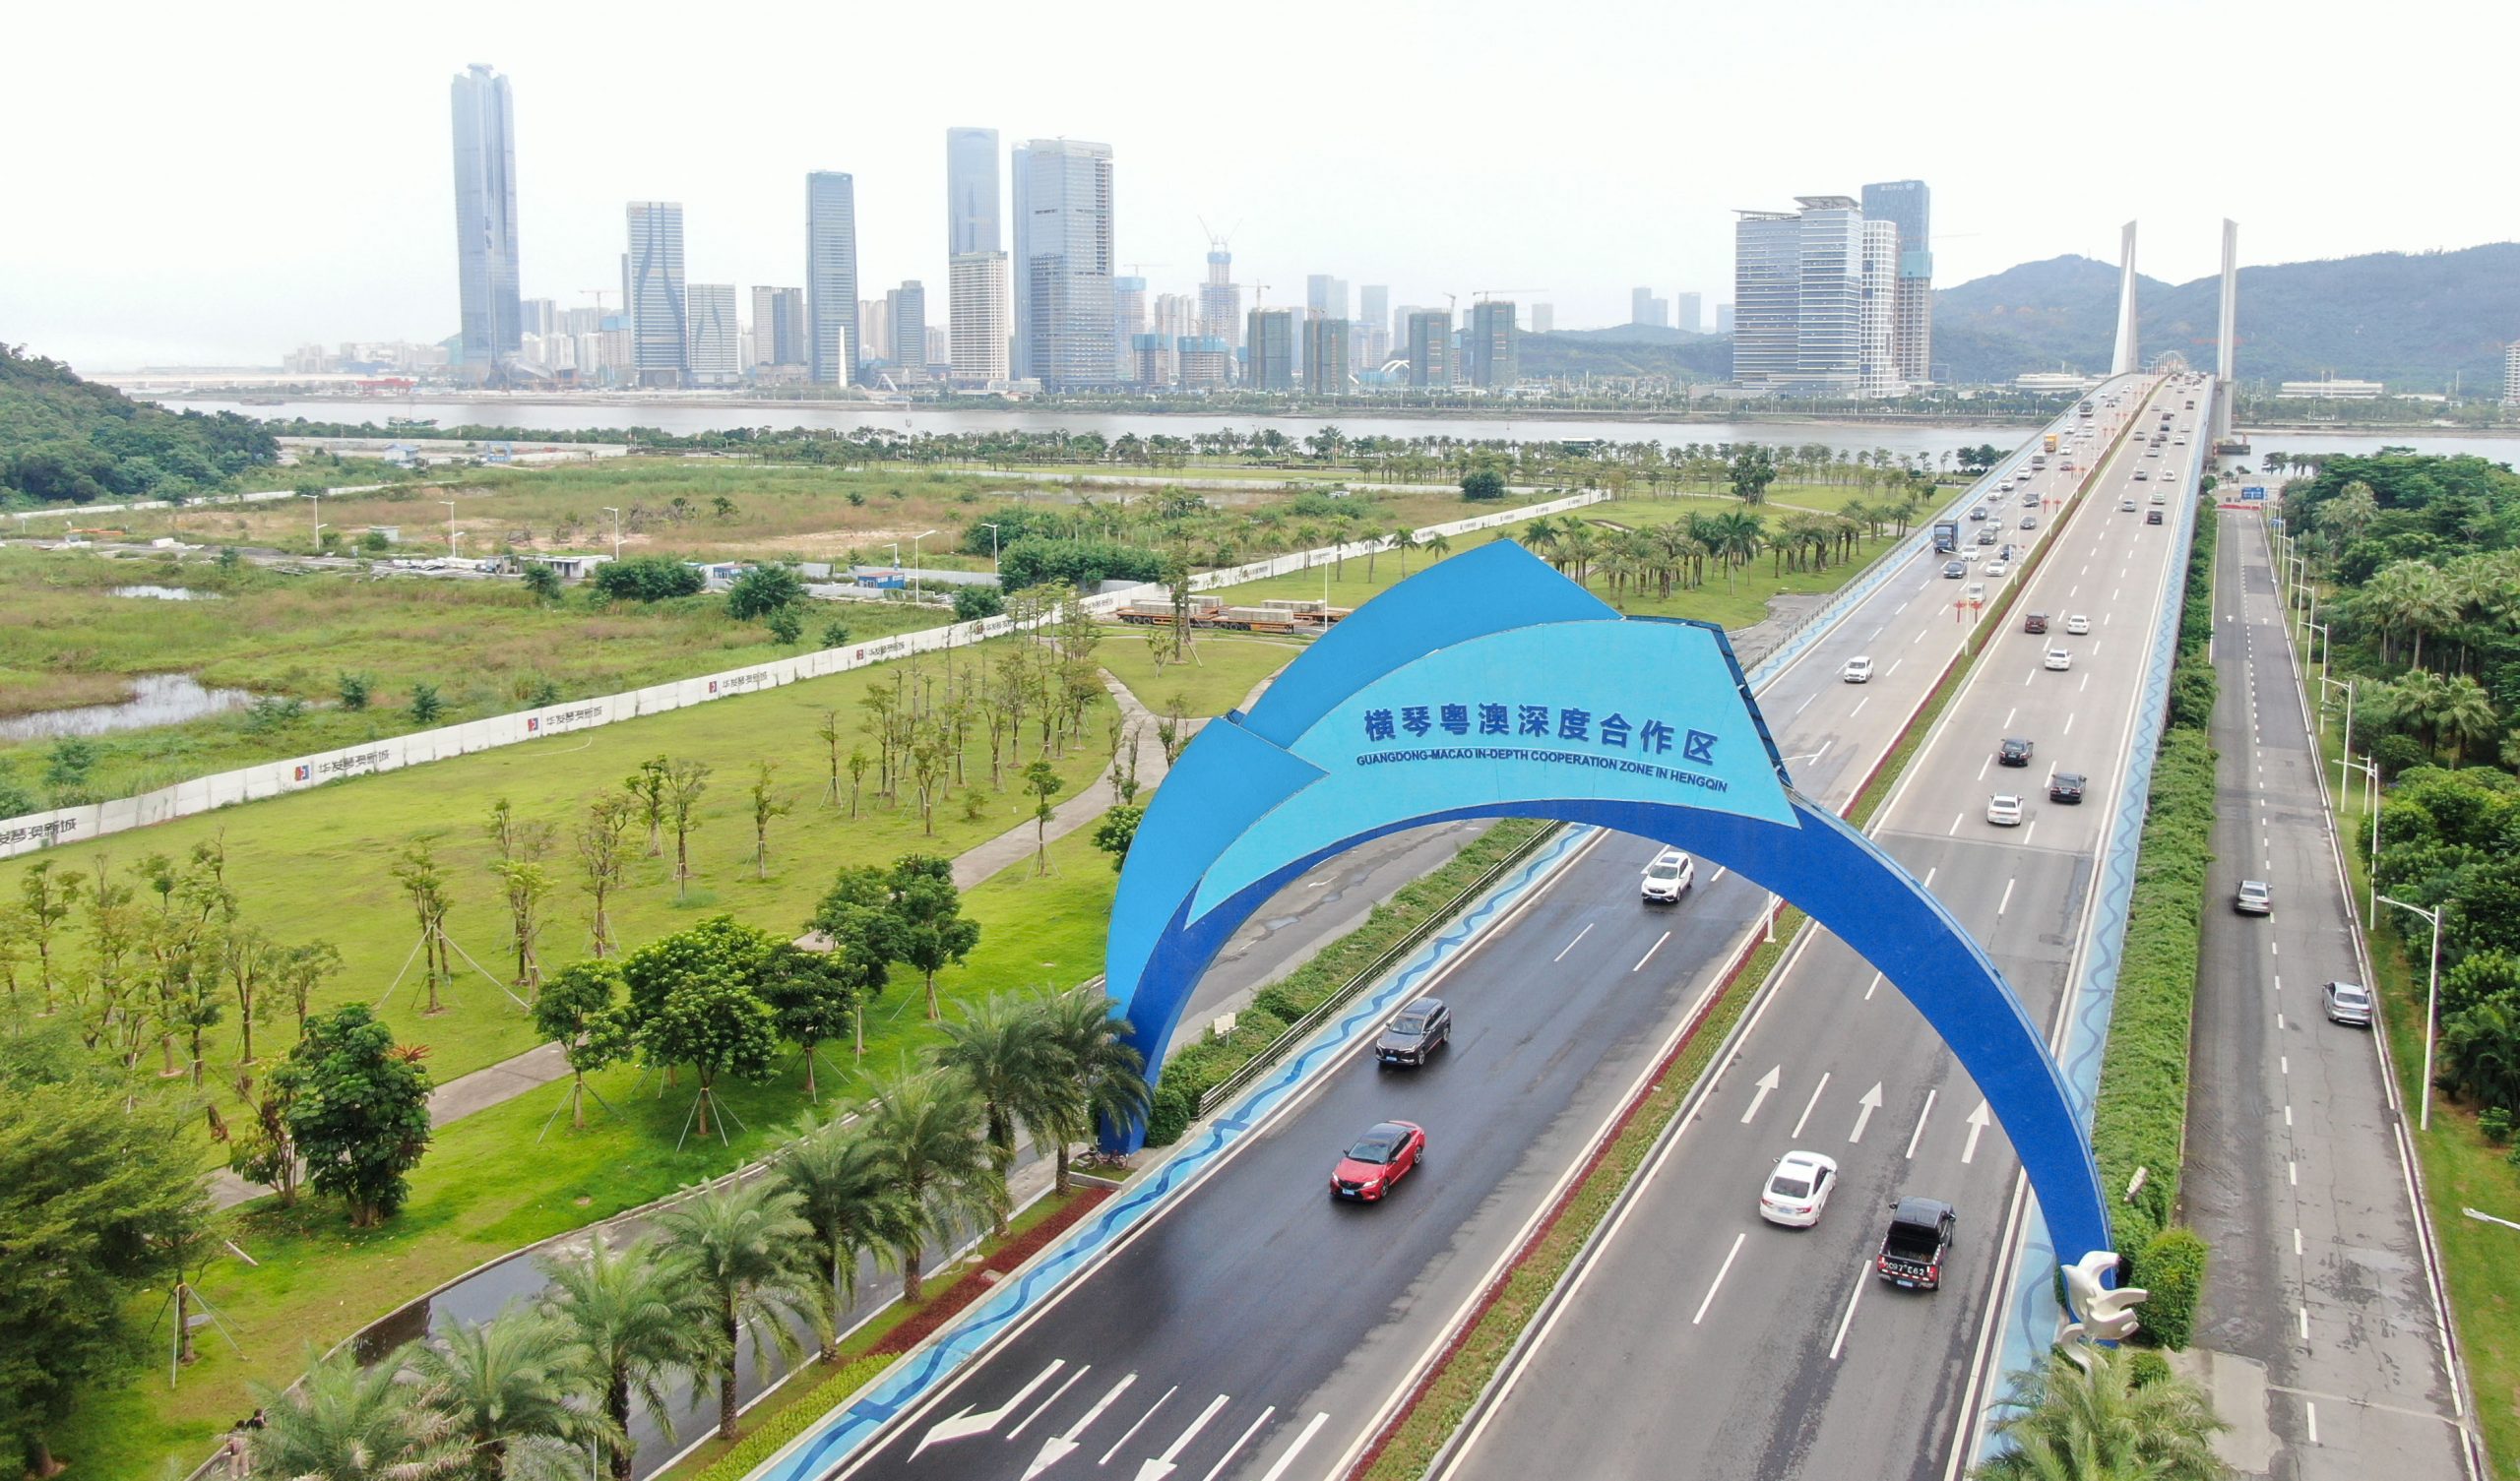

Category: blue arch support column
[1105, 540, 2115, 1276]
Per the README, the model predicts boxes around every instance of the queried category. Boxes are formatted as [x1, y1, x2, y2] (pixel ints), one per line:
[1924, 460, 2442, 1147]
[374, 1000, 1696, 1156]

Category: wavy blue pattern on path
[749, 825, 1592, 1481]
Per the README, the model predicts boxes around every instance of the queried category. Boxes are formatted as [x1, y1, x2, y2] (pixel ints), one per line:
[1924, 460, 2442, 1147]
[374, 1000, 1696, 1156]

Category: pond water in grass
[0, 673, 261, 742]
[110, 585, 219, 600]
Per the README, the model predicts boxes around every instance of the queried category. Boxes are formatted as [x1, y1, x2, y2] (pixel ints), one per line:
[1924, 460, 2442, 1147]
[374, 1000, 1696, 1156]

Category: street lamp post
[911, 529, 936, 601]
[302, 490, 322, 549]
[2318, 676, 2354, 761]
[600, 506, 623, 562]
[440, 500, 459, 559]
[2377, 894, 2445, 1132]
[979, 522, 1001, 574]
[2305, 620, 2329, 673]
[2343, 750, 2380, 924]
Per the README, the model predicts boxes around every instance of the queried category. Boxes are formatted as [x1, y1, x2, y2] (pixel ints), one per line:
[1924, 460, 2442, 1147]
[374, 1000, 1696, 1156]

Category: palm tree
[407, 1310, 610, 1480]
[1390, 526, 1422, 577]
[1421, 531, 1454, 565]
[776, 1109, 912, 1361]
[655, 1181, 817, 1442]
[537, 1234, 710, 1480]
[859, 1064, 1006, 1302]
[2435, 674, 2499, 766]
[934, 992, 1076, 1217]
[1974, 1346, 2228, 1480]
[2441, 994, 2520, 1110]
[249, 1341, 469, 1481]
[1704, 510, 1765, 594]
[1034, 987, 1152, 1193]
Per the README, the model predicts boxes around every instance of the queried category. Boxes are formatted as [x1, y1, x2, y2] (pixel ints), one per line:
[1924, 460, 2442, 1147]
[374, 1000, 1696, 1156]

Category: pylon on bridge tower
[2109, 222, 2140, 377]
[2213, 219, 2239, 444]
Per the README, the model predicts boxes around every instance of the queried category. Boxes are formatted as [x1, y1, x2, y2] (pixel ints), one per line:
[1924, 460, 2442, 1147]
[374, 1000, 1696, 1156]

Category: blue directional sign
[2240, 484, 2270, 502]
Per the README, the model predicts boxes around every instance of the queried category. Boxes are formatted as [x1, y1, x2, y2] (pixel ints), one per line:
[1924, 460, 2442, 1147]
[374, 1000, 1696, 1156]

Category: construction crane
[1123, 262, 1168, 277]
[582, 289, 613, 314]
[1474, 287, 1548, 303]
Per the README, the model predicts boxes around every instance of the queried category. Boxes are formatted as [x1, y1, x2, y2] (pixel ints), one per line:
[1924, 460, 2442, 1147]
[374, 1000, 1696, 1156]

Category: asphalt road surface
[2181, 510, 2476, 1478]
[824, 380, 2168, 1481]
[1441, 378, 2200, 1481]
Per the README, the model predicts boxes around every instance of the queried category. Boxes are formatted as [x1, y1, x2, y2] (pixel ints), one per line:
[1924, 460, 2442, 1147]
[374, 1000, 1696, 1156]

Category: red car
[1330, 1120, 1425, 1202]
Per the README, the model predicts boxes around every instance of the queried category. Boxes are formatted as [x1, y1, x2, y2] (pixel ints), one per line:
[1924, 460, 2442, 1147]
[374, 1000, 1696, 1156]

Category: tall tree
[532, 960, 634, 1133]
[762, 943, 861, 1100]
[247, 1342, 467, 1481]
[655, 1182, 816, 1441]
[486, 799, 555, 996]
[407, 1310, 609, 1481]
[391, 840, 456, 1016]
[748, 761, 793, 879]
[857, 1065, 1005, 1303]
[1036, 987, 1154, 1193]
[15, 858, 79, 1016]
[536, 1234, 711, 1481]
[639, 975, 780, 1141]
[625, 757, 670, 857]
[1021, 759, 1063, 876]
[775, 1109, 911, 1361]
[888, 854, 980, 1020]
[573, 792, 637, 959]
[808, 865, 905, 1057]
[935, 993, 1075, 1222]
[276, 1004, 433, 1227]
[662, 758, 713, 900]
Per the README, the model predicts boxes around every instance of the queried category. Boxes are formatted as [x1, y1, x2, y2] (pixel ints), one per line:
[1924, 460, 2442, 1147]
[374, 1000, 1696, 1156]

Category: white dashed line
[1692, 1232, 1748, 1325]
[1827, 1261, 1869, 1361]
[2294, 1227, 2303, 1257]
[1948, 813, 1964, 835]
[1998, 879, 2017, 914]
[1633, 932, 1671, 973]
[1552, 923, 1593, 963]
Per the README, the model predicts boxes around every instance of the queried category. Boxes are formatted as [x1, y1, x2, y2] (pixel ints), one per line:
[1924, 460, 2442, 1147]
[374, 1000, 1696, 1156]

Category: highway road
[815, 381, 2165, 1481]
[2181, 511, 2476, 1477]
[1438, 378, 2203, 1481]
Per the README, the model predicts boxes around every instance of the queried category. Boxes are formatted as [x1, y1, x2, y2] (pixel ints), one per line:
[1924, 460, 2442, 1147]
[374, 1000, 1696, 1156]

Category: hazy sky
[6, 0, 2507, 369]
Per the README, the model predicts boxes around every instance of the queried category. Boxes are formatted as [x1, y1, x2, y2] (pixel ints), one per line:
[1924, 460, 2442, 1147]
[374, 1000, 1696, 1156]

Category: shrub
[410, 683, 444, 725]
[689, 1352, 896, 1481]
[2132, 1225, 2209, 1350]
[337, 671, 371, 710]
[766, 607, 803, 646]
[2125, 1348, 2176, 1388]
[2167, 661, 2217, 730]
[997, 536, 1164, 591]
[952, 586, 1006, 622]
[1252, 985, 1307, 1022]
[1143, 1077, 1197, 1146]
[727, 563, 807, 620]
[821, 620, 851, 648]
[1461, 466, 1508, 501]
[2481, 1106, 2513, 1144]
[593, 555, 705, 602]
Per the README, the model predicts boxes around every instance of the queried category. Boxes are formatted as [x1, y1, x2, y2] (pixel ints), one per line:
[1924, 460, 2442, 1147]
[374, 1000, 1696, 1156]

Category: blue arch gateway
[1106, 541, 2114, 1277]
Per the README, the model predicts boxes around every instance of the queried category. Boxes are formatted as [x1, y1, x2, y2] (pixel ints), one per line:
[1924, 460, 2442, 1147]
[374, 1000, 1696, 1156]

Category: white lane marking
[1914, 627, 1926, 646]
[1708, 866, 1729, 884]
[1252, 1413, 1331, 1481]
[2300, 1307, 2310, 1342]
[1010, 1365, 1094, 1439]
[2274, 974, 2282, 993]
[1851, 697, 1869, 717]
[1808, 740, 1832, 767]
[914, 1361, 1068, 1457]
[1871, 625, 1885, 641]
[1792, 1073, 1833, 1138]
[2306, 1399, 2319, 1446]
[2278, 1013, 2286, 1029]
[2294, 1227, 2303, 1256]
[1888, 658, 1903, 678]
[2080, 672, 2091, 693]
[1101, 1387, 1178, 1464]
[1793, 692, 1817, 716]
[1864, 971, 1883, 1002]
[2281, 1055, 2289, 1076]
[1997, 879, 2017, 916]
[1848, 1083, 1885, 1142]
[1962, 1101, 1991, 1164]
[2290, 1160, 2298, 1187]
[2063, 714, 2075, 735]
[2286, 1104, 2294, 1128]
[1194, 1407, 1276, 1481]
[1633, 931, 1671, 973]
[2004, 707, 2016, 727]
[1896, 598, 1912, 614]
[2271, 941, 2279, 957]
[1551, 923, 1593, 962]
[2091, 641, 2103, 657]
[1977, 756, 1990, 781]
[1141, 1393, 1229, 1475]
[1922, 867, 1936, 889]
[2024, 821, 2038, 846]
[1828, 1261, 1870, 1361]
[2024, 669, 2036, 687]
[1026, 1375, 1137, 1477]
[1691, 1232, 1748, 1325]
[1740, 1066, 1783, 1123]
[1905, 1089, 1938, 1160]
[1948, 813, 1963, 836]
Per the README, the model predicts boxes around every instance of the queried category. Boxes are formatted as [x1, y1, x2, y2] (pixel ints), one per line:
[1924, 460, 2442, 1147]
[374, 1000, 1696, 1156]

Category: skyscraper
[1247, 308, 1296, 391]
[806, 171, 858, 385]
[520, 297, 556, 339]
[1675, 292, 1702, 335]
[1306, 275, 1350, 323]
[1011, 139, 1117, 391]
[1530, 304, 1554, 335]
[887, 281, 927, 376]
[946, 127, 1001, 257]
[685, 283, 739, 385]
[1113, 276, 1148, 379]
[2504, 342, 2520, 407]
[949, 252, 1010, 386]
[750, 286, 806, 369]
[1358, 284, 1389, 330]
[624, 202, 687, 386]
[1199, 245, 1241, 373]
[1407, 309, 1452, 389]
[1717, 303, 1735, 335]
[1303, 315, 1350, 393]
[1860, 180, 1932, 385]
[450, 64, 522, 383]
[1468, 300, 1519, 389]
[1732, 197, 1905, 398]
[1630, 288, 1669, 329]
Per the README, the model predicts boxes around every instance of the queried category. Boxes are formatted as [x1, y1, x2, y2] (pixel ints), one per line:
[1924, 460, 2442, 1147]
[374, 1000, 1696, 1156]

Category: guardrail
[1192, 822, 1562, 1116]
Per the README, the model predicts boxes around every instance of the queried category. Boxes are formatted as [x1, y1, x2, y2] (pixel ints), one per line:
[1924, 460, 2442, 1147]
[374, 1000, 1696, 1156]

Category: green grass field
[1092, 632, 1300, 718]
[46, 822, 1121, 1481]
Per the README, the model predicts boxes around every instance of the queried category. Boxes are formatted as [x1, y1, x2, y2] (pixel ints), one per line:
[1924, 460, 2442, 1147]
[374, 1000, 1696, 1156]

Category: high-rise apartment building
[1011, 139, 1117, 390]
[2504, 342, 2520, 407]
[1406, 309, 1452, 388]
[1675, 292, 1702, 335]
[806, 171, 858, 386]
[1113, 276, 1148, 379]
[1303, 315, 1350, 392]
[1468, 300, 1519, 389]
[685, 283, 740, 385]
[1177, 336, 1230, 390]
[1732, 196, 1905, 398]
[1717, 303, 1735, 335]
[624, 202, 687, 386]
[1530, 304, 1553, 335]
[1132, 333, 1171, 389]
[750, 286, 806, 368]
[1246, 307, 1296, 392]
[1861, 179, 1933, 385]
[1359, 284, 1389, 331]
[1199, 247, 1241, 372]
[864, 299, 892, 365]
[887, 281, 926, 376]
[450, 64, 522, 383]
[948, 252, 1010, 386]
[1306, 275, 1351, 323]
[946, 127, 1001, 257]
[520, 297, 555, 339]
[1629, 288, 1669, 328]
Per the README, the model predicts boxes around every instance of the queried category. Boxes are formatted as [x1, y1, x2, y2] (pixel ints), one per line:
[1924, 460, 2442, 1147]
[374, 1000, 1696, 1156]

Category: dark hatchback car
[2147, 509, 2165, 525]
[1331, 1120, 1425, 1202]
[1376, 998, 1452, 1068]
[2024, 612, 2049, 634]
[2048, 771, 2087, 803]
[1998, 737, 2035, 767]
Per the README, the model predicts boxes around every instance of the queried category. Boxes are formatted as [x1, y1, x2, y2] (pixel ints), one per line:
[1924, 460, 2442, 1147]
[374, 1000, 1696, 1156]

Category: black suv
[1876, 1197, 1957, 1290]
[2048, 771, 2086, 803]
[1376, 998, 1451, 1068]
[1998, 737, 2034, 767]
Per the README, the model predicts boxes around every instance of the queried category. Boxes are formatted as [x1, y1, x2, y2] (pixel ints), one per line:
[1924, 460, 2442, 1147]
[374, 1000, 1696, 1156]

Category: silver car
[2324, 980, 2373, 1026]
[2235, 880, 2272, 916]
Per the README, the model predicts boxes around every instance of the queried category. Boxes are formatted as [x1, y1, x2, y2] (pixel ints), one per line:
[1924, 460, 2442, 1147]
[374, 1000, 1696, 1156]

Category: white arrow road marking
[1134, 1393, 1229, 1481]
[1848, 1083, 1885, 1143]
[1962, 1101, 1992, 1164]
[1009, 1365, 1091, 1440]
[1739, 1066, 1783, 1124]
[1101, 1386, 1177, 1464]
[1905, 1088, 1937, 1159]
[914, 1360, 1066, 1457]
[1792, 1072, 1832, 1138]
[1691, 1231, 1747, 1325]
[1195, 1407, 1276, 1481]
[1022, 1374, 1135, 1478]
[1253, 1412, 1332, 1481]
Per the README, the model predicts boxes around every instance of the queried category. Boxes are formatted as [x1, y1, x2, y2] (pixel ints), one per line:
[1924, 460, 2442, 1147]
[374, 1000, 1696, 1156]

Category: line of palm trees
[1509, 500, 1911, 604]
[238, 986, 1148, 1481]
[1972, 1345, 2229, 1479]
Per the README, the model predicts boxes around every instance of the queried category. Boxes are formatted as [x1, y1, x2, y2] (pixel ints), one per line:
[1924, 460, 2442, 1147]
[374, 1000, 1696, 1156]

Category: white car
[2045, 648, 2073, 670]
[1986, 793, 2024, 827]
[1964, 582, 1986, 603]
[1640, 848, 1697, 903]
[2065, 614, 2091, 635]
[1842, 655, 1874, 683]
[1758, 1149, 1840, 1227]
[1985, 560, 2009, 579]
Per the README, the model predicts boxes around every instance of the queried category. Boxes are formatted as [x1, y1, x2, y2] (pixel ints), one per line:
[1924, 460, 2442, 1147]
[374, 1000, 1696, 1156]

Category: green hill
[1518, 325, 1733, 381]
[0, 343, 280, 504]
